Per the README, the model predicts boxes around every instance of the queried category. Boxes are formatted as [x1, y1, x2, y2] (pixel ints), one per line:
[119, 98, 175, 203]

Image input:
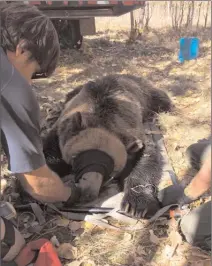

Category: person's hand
[63, 180, 81, 206]
[157, 184, 195, 207]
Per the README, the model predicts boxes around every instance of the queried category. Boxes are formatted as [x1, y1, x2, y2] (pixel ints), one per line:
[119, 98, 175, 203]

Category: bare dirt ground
[1, 25, 211, 266]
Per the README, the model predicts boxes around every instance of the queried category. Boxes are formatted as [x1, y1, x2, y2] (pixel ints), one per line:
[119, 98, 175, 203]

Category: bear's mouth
[72, 149, 115, 183]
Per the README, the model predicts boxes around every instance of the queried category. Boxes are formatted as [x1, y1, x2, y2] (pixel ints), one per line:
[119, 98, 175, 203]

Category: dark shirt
[0, 47, 46, 173]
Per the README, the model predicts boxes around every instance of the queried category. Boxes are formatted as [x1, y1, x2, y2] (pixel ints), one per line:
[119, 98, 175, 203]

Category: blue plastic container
[178, 37, 200, 63]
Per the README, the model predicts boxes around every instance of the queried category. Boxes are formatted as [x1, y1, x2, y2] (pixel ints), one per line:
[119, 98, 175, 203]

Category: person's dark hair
[0, 2, 60, 76]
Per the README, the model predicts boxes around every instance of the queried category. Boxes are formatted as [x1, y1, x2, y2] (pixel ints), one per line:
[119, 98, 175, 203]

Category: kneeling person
[160, 139, 211, 250]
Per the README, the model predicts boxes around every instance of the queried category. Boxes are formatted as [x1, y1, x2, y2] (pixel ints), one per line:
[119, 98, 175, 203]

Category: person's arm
[0, 53, 76, 204]
[159, 145, 211, 207]
[17, 165, 71, 203]
[184, 153, 211, 200]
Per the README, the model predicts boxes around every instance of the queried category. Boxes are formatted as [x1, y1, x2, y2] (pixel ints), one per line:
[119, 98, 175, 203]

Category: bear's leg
[121, 143, 163, 218]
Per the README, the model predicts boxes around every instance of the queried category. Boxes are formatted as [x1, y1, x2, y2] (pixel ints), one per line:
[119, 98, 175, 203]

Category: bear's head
[58, 110, 128, 202]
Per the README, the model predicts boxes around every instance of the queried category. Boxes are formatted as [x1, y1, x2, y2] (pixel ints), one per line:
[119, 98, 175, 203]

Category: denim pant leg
[186, 138, 211, 170]
[180, 201, 211, 251]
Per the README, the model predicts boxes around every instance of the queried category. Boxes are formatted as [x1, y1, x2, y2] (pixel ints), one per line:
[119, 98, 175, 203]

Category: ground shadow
[165, 74, 199, 96]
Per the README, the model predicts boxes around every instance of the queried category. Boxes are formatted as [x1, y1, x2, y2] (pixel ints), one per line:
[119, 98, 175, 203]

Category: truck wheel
[52, 19, 83, 50]
[70, 20, 83, 50]
[73, 34, 83, 50]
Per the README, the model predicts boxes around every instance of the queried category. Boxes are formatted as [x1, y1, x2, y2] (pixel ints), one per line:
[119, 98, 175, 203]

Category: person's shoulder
[0, 47, 14, 92]
[1, 47, 39, 109]
[0, 47, 31, 94]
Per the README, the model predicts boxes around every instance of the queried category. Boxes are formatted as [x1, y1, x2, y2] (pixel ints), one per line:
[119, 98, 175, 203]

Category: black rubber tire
[70, 20, 83, 50]
[52, 19, 83, 50]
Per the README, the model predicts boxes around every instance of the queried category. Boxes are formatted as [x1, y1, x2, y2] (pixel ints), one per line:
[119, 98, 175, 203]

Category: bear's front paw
[121, 191, 160, 219]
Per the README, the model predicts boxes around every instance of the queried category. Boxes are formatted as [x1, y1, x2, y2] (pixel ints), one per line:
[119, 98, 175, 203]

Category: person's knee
[186, 139, 211, 170]
[1, 217, 25, 262]
[180, 202, 211, 250]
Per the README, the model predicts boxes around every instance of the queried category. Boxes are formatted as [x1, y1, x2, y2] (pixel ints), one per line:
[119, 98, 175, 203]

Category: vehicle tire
[52, 19, 83, 50]
[70, 19, 83, 50]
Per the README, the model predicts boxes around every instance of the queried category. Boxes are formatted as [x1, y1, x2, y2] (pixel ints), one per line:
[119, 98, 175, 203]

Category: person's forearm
[184, 158, 211, 199]
[18, 165, 71, 203]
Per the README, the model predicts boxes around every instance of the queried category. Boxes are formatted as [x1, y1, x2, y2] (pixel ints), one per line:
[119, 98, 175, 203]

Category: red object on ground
[15, 238, 62, 266]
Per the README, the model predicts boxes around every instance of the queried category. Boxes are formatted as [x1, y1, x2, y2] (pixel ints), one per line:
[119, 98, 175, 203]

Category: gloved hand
[63, 180, 81, 206]
[158, 184, 195, 207]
